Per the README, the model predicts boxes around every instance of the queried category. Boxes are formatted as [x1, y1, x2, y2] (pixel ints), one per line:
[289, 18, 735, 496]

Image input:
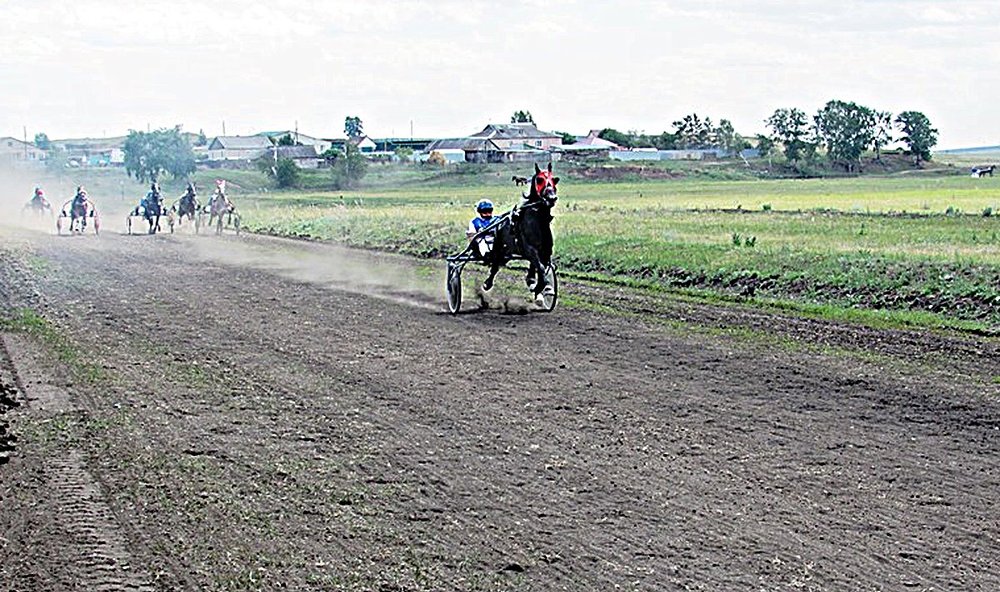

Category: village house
[0, 137, 47, 166]
[255, 131, 332, 156]
[424, 123, 563, 163]
[206, 136, 273, 161]
[271, 146, 326, 169]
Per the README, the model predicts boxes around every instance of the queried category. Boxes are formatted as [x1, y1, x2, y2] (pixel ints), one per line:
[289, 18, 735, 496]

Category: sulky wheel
[537, 264, 558, 312]
[446, 261, 463, 315]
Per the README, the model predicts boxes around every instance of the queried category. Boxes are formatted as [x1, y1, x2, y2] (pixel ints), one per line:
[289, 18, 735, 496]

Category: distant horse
[206, 192, 240, 235]
[143, 192, 164, 234]
[971, 164, 996, 178]
[512, 175, 529, 186]
[484, 162, 558, 301]
[22, 195, 53, 218]
[173, 183, 200, 229]
[58, 194, 99, 235]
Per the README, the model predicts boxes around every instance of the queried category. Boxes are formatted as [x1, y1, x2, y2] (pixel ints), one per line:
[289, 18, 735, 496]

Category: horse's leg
[521, 243, 548, 298]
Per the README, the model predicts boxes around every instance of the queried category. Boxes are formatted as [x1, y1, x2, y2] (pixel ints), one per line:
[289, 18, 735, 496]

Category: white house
[0, 137, 46, 166]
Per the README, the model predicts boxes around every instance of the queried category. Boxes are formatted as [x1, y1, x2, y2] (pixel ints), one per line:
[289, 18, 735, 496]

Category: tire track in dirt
[0, 334, 158, 591]
[42, 451, 156, 592]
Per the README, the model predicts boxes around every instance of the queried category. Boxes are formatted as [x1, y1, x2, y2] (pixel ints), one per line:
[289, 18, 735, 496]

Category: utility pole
[23, 126, 28, 161]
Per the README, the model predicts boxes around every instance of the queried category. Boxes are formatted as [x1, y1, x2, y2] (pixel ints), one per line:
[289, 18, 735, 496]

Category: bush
[426, 151, 447, 167]
[274, 158, 301, 188]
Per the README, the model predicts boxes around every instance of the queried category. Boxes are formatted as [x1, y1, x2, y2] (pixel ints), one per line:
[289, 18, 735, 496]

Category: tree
[895, 111, 938, 164]
[329, 143, 368, 189]
[553, 130, 577, 145]
[714, 119, 746, 155]
[871, 111, 894, 161]
[33, 132, 51, 150]
[813, 100, 876, 172]
[122, 127, 196, 183]
[344, 116, 364, 139]
[598, 128, 634, 149]
[277, 133, 296, 146]
[765, 107, 814, 164]
[672, 113, 714, 149]
[273, 157, 301, 188]
[754, 134, 776, 160]
[651, 131, 677, 150]
[195, 129, 208, 146]
[511, 110, 535, 124]
[394, 146, 414, 162]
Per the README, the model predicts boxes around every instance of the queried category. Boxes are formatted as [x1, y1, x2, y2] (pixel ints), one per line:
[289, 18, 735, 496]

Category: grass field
[221, 166, 1000, 331]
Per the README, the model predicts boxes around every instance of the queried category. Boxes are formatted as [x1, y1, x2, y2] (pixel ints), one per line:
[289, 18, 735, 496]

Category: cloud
[0, 0, 998, 147]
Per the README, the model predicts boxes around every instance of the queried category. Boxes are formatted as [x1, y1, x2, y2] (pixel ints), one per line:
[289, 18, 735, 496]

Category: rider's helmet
[476, 199, 494, 214]
[34, 187, 43, 196]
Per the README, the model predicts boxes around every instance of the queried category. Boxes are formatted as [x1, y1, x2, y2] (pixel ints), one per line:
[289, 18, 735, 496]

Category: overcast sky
[1, 0, 997, 149]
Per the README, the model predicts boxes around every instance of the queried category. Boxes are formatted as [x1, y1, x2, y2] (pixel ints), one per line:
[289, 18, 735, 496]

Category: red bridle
[533, 170, 557, 198]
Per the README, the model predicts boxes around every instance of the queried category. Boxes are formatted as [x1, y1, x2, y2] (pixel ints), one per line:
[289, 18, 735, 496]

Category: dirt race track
[0, 224, 998, 591]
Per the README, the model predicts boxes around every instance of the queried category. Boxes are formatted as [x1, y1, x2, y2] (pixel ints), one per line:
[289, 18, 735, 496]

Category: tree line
[595, 101, 938, 170]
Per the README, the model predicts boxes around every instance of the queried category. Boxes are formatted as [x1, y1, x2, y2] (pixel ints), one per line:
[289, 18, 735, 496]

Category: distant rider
[467, 199, 497, 259]
[72, 186, 91, 230]
[209, 179, 232, 211]
[73, 186, 89, 208]
[180, 181, 198, 207]
[31, 187, 50, 209]
[144, 181, 163, 211]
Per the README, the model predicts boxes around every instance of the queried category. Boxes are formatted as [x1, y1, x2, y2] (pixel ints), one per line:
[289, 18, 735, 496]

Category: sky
[1, 0, 998, 149]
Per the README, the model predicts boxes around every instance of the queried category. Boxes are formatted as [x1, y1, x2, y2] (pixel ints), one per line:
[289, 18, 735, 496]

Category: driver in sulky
[466, 199, 498, 259]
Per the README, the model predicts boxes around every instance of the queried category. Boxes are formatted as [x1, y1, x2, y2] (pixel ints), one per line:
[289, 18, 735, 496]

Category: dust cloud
[186, 234, 446, 310]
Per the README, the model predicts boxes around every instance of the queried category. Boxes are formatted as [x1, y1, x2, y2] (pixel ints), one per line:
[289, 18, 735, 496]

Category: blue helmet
[476, 199, 494, 213]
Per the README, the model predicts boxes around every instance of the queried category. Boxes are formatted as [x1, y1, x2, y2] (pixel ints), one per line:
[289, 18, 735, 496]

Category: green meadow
[230, 170, 1000, 331]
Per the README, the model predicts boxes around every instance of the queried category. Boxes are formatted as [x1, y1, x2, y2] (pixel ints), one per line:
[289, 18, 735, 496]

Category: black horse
[144, 184, 164, 234]
[484, 162, 558, 301]
[174, 182, 199, 228]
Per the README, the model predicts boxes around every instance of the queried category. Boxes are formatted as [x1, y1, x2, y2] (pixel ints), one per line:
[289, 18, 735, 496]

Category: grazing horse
[972, 164, 996, 178]
[484, 162, 558, 301]
[512, 175, 529, 186]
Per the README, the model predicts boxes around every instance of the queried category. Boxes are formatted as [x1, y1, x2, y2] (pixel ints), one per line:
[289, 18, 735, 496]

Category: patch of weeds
[1, 308, 108, 384]
[21, 415, 84, 448]
[27, 255, 52, 275]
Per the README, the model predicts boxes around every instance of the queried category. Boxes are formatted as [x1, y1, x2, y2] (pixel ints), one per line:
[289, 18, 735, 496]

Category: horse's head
[527, 162, 559, 207]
